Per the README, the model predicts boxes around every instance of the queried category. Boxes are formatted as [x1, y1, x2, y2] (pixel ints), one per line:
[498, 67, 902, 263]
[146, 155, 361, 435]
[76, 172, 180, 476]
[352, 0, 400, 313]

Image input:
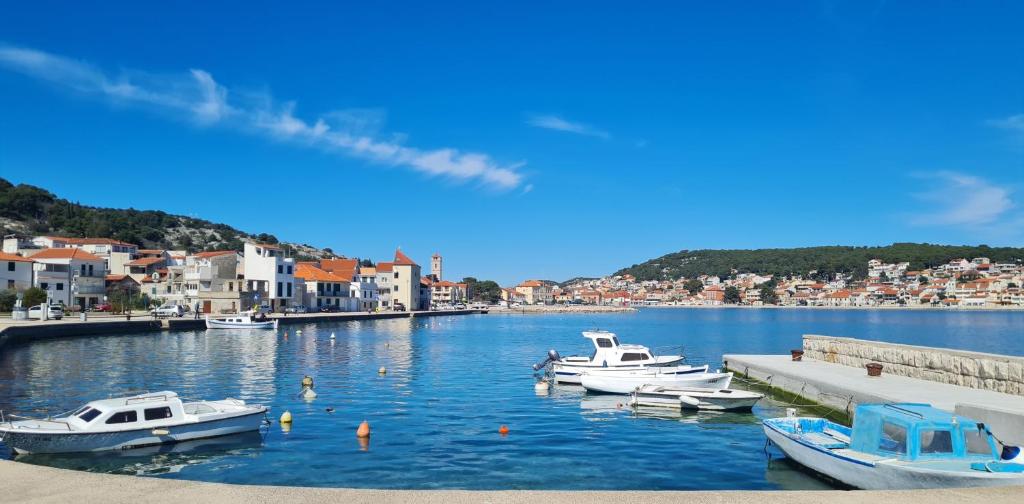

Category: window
[612, 337, 621, 346]
[6, 280, 13, 289]
[287, 282, 292, 297]
[394, 272, 399, 279]
[78, 408, 102, 423]
[287, 265, 293, 274]
[597, 338, 613, 348]
[7, 261, 14, 271]
[277, 265, 283, 274]
[878, 422, 907, 454]
[965, 428, 994, 455]
[56, 283, 64, 291]
[106, 410, 138, 424]
[88, 264, 94, 276]
[40, 282, 48, 290]
[71, 406, 90, 416]
[919, 429, 953, 455]
[621, 353, 644, 361]
[277, 282, 283, 296]
[144, 407, 173, 421]
[394, 285, 398, 292]
[81, 264, 86, 275]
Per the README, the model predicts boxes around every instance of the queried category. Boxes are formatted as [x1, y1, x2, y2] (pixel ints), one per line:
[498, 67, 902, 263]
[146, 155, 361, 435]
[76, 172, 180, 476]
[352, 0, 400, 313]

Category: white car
[151, 304, 185, 317]
[28, 304, 63, 320]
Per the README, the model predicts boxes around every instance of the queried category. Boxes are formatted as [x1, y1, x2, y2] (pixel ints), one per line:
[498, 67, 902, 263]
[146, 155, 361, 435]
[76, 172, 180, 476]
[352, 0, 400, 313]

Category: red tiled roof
[127, 257, 164, 266]
[519, 280, 544, 288]
[0, 251, 32, 263]
[394, 248, 417, 266]
[376, 262, 394, 273]
[30, 248, 103, 261]
[320, 258, 358, 279]
[294, 263, 350, 283]
[105, 274, 128, 281]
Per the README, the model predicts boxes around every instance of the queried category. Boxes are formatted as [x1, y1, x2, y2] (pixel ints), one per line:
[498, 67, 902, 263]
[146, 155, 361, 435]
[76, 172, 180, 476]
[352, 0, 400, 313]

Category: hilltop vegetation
[615, 244, 1024, 281]
[0, 177, 328, 258]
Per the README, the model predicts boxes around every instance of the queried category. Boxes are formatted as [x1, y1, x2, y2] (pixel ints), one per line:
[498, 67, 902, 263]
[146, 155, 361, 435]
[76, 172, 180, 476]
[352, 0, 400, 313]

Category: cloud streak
[527, 114, 609, 139]
[987, 113, 1024, 139]
[911, 171, 1015, 227]
[0, 44, 524, 190]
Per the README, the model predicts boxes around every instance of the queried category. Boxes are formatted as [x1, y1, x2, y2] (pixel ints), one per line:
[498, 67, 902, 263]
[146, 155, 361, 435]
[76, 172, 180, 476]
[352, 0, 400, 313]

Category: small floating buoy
[280, 411, 293, 424]
[330, 332, 336, 339]
[378, 366, 387, 375]
[325, 407, 335, 414]
[357, 420, 371, 438]
[301, 387, 318, 399]
[301, 375, 314, 388]
[534, 380, 549, 392]
[296, 329, 303, 335]
[498, 425, 510, 435]
[281, 422, 292, 434]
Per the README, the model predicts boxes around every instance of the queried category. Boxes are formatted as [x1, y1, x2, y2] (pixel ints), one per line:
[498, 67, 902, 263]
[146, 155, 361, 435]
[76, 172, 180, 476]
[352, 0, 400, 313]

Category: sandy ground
[0, 460, 1020, 504]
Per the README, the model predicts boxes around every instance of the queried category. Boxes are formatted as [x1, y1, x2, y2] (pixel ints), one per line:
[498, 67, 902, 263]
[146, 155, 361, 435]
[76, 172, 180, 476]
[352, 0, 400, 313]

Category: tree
[360, 258, 375, 267]
[465, 278, 501, 303]
[684, 279, 704, 295]
[22, 287, 47, 308]
[760, 285, 780, 305]
[919, 276, 929, 285]
[0, 289, 17, 312]
[723, 286, 741, 304]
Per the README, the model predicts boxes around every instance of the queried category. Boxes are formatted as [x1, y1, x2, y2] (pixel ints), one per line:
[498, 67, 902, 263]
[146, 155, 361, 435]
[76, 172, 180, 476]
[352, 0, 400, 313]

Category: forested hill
[0, 177, 328, 258]
[614, 244, 1024, 281]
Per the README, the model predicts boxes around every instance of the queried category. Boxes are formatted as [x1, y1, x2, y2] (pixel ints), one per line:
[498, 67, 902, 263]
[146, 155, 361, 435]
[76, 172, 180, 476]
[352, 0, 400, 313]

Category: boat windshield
[612, 337, 620, 346]
[77, 408, 102, 423]
[70, 406, 90, 417]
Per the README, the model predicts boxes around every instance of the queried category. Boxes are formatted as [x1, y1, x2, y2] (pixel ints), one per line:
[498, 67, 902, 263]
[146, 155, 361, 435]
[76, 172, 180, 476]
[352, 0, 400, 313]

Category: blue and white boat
[763, 403, 1024, 489]
[533, 330, 686, 384]
[0, 391, 266, 454]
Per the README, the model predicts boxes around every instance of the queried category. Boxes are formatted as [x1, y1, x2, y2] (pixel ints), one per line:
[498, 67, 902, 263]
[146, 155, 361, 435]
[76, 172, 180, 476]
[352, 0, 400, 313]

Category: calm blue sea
[1, 308, 1022, 489]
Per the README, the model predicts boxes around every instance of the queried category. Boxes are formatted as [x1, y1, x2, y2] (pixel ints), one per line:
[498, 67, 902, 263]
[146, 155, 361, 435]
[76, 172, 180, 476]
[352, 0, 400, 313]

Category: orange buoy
[498, 424, 510, 435]
[357, 420, 371, 438]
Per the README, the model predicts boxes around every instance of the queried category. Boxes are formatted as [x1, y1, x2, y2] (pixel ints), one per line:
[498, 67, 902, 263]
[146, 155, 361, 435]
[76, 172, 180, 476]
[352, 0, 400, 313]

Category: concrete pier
[724, 353, 1024, 446]
[0, 459, 1020, 504]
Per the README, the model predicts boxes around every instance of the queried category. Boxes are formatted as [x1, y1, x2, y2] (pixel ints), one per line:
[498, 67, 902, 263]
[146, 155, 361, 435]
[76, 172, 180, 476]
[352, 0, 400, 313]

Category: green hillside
[614, 244, 1024, 281]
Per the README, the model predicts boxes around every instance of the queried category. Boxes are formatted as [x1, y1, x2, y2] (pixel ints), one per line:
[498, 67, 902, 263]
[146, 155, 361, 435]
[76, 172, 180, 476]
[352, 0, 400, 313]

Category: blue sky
[1, 1, 1022, 284]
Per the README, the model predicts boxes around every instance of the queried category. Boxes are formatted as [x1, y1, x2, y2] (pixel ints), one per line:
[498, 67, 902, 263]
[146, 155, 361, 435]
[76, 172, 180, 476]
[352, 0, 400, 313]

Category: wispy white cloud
[0, 44, 524, 190]
[910, 171, 1015, 227]
[526, 114, 609, 139]
[987, 114, 1024, 138]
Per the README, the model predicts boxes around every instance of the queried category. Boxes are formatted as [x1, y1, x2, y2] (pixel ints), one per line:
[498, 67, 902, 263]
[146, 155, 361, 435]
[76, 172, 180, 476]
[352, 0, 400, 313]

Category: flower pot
[791, 350, 804, 362]
[866, 363, 884, 377]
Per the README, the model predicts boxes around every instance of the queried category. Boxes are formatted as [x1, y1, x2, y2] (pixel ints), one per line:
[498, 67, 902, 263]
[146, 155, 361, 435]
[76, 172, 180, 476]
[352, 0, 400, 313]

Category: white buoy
[679, 395, 701, 407]
[378, 366, 387, 375]
[330, 332, 336, 339]
[296, 330, 303, 335]
[534, 380, 550, 392]
[301, 387, 318, 400]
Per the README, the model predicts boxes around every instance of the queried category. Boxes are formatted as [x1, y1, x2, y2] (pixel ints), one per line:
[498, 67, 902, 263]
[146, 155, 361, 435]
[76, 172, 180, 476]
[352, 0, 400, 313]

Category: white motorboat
[764, 403, 1024, 489]
[629, 384, 763, 411]
[532, 330, 685, 384]
[205, 313, 278, 329]
[580, 367, 733, 394]
[0, 391, 267, 454]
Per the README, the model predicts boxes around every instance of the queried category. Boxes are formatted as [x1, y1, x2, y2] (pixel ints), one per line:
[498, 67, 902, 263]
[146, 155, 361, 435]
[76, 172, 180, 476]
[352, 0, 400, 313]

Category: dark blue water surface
[1, 308, 1022, 489]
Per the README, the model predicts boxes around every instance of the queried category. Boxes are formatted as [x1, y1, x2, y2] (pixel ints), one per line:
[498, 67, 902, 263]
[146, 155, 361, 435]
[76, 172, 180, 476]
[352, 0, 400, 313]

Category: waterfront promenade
[0, 459, 1018, 504]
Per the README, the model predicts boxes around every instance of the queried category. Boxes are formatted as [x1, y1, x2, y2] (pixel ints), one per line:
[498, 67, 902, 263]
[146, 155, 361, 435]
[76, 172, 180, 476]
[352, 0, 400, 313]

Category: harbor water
[1, 308, 1022, 489]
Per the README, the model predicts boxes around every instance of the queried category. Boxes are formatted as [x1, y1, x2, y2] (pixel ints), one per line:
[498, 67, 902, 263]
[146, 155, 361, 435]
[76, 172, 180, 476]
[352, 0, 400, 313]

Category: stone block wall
[803, 334, 1024, 396]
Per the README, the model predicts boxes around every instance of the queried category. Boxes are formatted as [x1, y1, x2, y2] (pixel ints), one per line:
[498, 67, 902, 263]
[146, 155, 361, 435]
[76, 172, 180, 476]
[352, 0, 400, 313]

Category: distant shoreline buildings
[506, 257, 1024, 309]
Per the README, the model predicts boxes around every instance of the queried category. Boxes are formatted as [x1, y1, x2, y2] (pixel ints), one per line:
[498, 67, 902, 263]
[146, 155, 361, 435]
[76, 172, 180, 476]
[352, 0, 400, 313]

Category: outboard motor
[532, 349, 562, 371]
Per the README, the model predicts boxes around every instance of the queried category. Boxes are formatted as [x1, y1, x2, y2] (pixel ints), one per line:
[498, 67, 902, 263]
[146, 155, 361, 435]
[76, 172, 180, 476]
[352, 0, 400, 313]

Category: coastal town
[0, 234, 474, 316]
[506, 257, 1024, 309]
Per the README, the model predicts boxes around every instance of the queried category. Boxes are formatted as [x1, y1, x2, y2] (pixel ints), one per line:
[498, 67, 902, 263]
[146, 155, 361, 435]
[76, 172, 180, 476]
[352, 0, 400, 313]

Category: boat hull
[763, 420, 1024, 489]
[580, 371, 733, 394]
[205, 319, 278, 329]
[0, 410, 266, 455]
[630, 387, 762, 411]
[552, 358, 688, 385]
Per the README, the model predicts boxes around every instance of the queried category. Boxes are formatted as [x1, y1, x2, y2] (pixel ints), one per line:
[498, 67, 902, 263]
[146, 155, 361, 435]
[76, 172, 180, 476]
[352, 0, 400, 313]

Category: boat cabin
[64, 392, 186, 431]
[849, 403, 998, 462]
[582, 330, 656, 364]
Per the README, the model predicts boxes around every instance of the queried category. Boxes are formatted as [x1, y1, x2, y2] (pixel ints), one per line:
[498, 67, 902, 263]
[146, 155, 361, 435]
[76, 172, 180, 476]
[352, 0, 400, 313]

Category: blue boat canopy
[849, 403, 998, 461]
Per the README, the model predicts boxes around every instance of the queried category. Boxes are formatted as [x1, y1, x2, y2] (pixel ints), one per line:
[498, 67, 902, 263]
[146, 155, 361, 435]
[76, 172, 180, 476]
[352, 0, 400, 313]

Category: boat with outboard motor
[205, 313, 278, 329]
[532, 330, 686, 384]
[628, 384, 763, 411]
[580, 366, 733, 394]
[763, 403, 1024, 489]
[0, 391, 267, 454]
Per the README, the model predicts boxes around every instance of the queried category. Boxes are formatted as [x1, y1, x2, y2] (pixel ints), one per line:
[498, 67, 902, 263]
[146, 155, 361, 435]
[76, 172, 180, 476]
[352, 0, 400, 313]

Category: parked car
[319, 305, 341, 313]
[150, 304, 185, 318]
[393, 303, 406, 312]
[454, 303, 467, 310]
[255, 304, 273, 314]
[28, 304, 64, 320]
[90, 303, 113, 312]
[285, 305, 309, 314]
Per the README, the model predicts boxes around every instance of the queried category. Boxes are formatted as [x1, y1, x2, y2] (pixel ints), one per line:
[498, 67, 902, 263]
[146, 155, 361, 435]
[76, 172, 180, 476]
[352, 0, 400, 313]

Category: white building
[0, 251, 33, 292]
[30, 248, 107, 308]
[350, 266, 379, 311]
[184, 251, 252, 314]
[375, 262, 394, 310]
[295, 262, 356, 311]
[243, 242, 296, 311]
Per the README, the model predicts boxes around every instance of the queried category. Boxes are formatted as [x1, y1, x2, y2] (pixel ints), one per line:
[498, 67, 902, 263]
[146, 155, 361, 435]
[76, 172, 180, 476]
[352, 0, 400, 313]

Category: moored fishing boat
[532, 330, 685, 384]
[763, 403, 1024, 489]
[205, 313, 278, 329]
[629, 385, 763, 411]
[580, 366, 733, 394]
[0, 391, 267, 454]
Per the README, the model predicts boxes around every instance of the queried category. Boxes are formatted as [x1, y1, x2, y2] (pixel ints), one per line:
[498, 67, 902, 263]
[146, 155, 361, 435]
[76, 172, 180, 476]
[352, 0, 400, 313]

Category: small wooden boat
[763, 403, 1024, 489]
[629, 385, 764, 411]
[205, 314, 278, 329]
[0, 391, 266, 454]
[580, 367, 733, 394]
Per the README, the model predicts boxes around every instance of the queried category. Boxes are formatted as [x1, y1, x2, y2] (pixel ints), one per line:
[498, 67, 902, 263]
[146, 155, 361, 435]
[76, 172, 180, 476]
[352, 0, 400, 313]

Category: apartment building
[243, 242, 296, 311]
[30, 248, 107, 308]
[295, 262, 355, 310]
[0, 251, 33, 292]
[183, 251, 252, 314]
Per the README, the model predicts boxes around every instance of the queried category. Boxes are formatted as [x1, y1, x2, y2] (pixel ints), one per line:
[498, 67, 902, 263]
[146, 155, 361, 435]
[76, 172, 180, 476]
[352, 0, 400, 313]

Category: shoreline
[641, 304, 1024, 312]
[1, 459, 1019, 503]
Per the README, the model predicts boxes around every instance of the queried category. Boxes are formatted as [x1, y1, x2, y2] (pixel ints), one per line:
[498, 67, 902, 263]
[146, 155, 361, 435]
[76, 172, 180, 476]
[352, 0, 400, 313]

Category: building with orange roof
[391, 248, 426, 311]
[515, 280, 553, 305]
[30, 248, 107, 308]
[182, 251, 251, 314]
[349, 266, 379, 311]
[0, 251, 34, 292]
[295, 263, 356, 311]
[431, 280, 466, 305]
[374, 262, 395, 309]
[320, 258, 359, 281]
